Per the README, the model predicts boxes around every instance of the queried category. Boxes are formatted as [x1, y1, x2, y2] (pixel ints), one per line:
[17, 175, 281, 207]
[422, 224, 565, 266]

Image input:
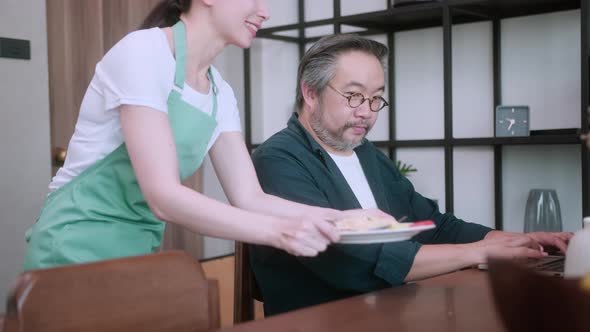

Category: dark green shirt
[251, 113, 492, 316]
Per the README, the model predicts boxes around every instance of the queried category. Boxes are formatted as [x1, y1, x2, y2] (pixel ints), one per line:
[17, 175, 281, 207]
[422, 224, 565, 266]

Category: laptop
[478, 253, 565, 277]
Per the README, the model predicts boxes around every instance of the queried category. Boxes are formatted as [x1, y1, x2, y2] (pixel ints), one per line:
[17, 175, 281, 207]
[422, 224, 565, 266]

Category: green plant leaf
[395, 160, 417, 177]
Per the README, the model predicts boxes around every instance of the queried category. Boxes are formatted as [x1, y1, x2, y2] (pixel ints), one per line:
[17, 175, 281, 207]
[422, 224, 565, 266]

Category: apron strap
[172, 20, 187, 89]
[173, 20, 219, 119]
[208, 68, 219, 118]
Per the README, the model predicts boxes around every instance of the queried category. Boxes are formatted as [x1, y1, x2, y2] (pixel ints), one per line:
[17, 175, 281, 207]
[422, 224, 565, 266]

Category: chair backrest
[488, 258, 590, 332]
[2, 251, 220, 332]
[233, 242, 262, 323]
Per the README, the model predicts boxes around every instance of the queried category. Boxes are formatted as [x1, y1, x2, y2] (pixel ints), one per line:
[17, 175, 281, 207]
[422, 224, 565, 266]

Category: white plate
[337, 224, 436, 244]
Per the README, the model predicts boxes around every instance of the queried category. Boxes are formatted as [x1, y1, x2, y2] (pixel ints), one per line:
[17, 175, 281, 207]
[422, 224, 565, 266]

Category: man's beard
[309, 103, 372, 152]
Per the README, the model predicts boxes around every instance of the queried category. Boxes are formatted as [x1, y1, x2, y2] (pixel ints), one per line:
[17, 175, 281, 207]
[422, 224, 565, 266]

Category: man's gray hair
[295, 34, 389, 112]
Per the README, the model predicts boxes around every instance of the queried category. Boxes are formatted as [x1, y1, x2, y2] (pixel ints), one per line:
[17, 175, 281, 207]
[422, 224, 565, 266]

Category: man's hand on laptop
[470, 236, 547, 263]
[484, 230, 573, 254]
[525, 231, 573, 253]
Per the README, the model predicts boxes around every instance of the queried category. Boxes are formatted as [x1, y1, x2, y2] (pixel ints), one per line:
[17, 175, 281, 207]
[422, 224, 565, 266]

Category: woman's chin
[229, 36, 254, 49]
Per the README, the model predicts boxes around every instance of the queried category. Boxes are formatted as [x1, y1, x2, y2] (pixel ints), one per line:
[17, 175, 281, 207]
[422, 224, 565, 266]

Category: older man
[250, 34, 572, 316]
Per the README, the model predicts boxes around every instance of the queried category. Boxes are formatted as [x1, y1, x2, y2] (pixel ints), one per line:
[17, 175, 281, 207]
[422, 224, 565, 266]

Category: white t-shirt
[328, 152, 378, 209]
[49, 28, 241, 191]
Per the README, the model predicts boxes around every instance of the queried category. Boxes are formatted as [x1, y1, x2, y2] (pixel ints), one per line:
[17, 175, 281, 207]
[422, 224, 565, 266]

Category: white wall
[202, 2, 583, 257]
[501, 10, 580, 131]
[452, 22, 494, 139]
[395, 27, 445, 140]
[454, 147, 495, 228]
[502, 145, 582, 232]
[397, 148, 447, 213]
[251, 39, 300, 144]
[0, 0, 51, 311]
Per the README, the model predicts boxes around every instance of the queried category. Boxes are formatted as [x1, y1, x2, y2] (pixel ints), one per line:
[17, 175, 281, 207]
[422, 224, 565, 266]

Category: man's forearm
[484, 230, 515, 239]
[404, 244, 479, 282]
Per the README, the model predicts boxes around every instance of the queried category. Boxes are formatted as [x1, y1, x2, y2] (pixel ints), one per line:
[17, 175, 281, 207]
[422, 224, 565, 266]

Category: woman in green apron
[24, 0, 390, 271]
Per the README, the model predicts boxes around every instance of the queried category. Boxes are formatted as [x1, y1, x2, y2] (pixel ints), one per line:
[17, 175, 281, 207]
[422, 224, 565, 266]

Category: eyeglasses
[327, 84, 389, 112]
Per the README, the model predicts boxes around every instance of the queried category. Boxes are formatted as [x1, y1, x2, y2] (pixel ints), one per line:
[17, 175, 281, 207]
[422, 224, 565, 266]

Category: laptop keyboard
[527, 256, 565, 272]
[540, 259, 565, 272]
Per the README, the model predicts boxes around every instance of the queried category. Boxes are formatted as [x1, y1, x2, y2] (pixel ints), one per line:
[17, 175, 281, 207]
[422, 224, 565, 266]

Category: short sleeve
[211, 67, 242, 133]
[94, 29, 173, 113]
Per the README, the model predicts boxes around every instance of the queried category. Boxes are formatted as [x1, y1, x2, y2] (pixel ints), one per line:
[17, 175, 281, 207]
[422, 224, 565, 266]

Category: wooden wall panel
[47, 0, 105, 172]
[46, 0, 71, 161]
[102, 0, 161, 50]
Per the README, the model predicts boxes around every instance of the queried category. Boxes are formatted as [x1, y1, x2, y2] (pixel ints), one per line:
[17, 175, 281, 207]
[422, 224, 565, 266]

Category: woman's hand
[271, 216, 340, 257]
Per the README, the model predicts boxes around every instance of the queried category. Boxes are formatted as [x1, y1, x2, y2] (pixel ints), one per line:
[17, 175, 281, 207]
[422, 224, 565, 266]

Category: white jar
[564, 217, 590, 278]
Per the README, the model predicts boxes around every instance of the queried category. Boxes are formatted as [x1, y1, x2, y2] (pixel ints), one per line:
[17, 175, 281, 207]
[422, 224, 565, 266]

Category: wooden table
[216, 269, 506, 332]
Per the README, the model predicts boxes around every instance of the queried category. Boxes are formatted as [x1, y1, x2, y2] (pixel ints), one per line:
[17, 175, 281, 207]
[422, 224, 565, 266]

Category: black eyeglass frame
[327, 84, 389, 112]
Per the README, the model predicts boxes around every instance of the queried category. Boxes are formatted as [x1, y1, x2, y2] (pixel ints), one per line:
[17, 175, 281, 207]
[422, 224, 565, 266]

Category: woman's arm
[120, 105, 338, 256]
[208, 132, 392, 221]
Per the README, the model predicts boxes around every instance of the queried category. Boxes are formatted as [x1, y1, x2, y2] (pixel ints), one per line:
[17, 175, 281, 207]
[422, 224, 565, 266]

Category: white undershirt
[328, 152, 378, 209]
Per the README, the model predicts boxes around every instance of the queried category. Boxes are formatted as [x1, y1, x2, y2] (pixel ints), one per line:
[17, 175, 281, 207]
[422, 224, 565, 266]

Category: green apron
[23, 20, 218, 271]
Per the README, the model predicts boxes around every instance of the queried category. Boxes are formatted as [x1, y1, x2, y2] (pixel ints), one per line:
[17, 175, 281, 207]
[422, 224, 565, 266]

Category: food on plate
[335, 216, 398, 231]
[335, 217, 435, 232]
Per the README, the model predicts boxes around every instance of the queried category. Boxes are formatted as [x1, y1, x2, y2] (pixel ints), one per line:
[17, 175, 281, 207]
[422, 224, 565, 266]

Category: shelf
[385, 134, 582, 148]
[455, 0, 581, 20]
[258, 2, 454, 38]
[250, 135, 582, 150]
[257, 0, 581, 40]
[337, 2, 447, 33]
[373, 141, 392, 148]
[389, 140, 446, 148]
[456, 134, 582, 146]
[338, 1, 483, 33]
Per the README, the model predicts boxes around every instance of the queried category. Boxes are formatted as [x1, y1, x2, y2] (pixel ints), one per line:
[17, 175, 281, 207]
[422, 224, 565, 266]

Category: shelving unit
[242, 0, 590, 230]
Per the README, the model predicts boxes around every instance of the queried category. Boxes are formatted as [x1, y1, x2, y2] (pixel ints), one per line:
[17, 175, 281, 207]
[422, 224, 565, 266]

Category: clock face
[495, 106, 529, 137]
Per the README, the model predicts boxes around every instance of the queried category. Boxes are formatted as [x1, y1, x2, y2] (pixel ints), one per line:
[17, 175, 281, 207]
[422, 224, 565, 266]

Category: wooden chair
[1, 251, 220, 332]
[233, 242, 262, 323]
[488, 258, 590, 332]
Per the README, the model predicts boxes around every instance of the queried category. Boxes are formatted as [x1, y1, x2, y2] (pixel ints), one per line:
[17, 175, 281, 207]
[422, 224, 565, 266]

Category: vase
[523, 189, 563, 233]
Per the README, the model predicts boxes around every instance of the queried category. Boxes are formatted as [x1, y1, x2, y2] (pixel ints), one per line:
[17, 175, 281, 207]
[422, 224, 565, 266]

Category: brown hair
[140, 0, 193, 29]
